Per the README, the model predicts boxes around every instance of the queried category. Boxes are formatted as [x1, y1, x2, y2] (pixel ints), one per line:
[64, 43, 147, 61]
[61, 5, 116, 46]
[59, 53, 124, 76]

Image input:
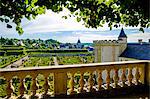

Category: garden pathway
[5, 56, 29, 68]
[53, 57, 58, 66]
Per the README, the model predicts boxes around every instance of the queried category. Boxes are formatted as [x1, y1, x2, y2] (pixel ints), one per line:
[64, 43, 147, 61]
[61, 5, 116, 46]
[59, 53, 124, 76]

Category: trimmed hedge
[26, 49, 88, 53]
[1, 45, 20, 47]
[29, 53, 92, 57]
[0, 47, 24, 50]
[6, 51, 24, 55]
[0, 51, 6, 56]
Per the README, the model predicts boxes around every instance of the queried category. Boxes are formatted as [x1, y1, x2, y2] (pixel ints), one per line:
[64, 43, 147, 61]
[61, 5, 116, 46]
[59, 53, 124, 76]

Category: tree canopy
[0, 0, 149, 34]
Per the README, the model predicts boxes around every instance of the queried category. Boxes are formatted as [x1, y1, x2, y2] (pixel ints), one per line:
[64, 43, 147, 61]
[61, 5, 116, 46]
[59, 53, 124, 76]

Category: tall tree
[0, 0, 149, 34]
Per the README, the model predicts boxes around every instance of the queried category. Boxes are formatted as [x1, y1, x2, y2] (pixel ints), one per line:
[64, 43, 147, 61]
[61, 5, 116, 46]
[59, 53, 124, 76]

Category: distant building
[60, 43, 73, 49]
[94, 28, 150, 63]
[76, 39, 84, 49]
[86, 46, 94, 52]
[17, 40, 25, 46]
[60, 44, 66, 49]
[59, 39, 84, 49]
[32, 43, 40, 48]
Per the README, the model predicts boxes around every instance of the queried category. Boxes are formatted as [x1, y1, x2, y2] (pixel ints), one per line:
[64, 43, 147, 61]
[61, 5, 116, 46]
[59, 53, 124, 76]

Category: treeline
[0, 37, 61, 49]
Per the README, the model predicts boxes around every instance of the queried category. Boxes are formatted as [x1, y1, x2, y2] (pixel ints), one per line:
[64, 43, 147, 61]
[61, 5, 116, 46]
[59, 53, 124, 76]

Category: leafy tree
[0, 0, 149, 34]
[0, 37, 6, 45]
[6, 39, 14, 45]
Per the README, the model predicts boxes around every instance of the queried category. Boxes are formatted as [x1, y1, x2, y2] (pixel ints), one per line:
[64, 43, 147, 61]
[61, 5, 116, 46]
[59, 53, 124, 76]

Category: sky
[0, 9, 150, 43]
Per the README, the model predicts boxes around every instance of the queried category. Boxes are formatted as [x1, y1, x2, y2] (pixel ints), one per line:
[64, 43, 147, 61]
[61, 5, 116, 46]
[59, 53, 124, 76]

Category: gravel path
[53, 57, 58, 66]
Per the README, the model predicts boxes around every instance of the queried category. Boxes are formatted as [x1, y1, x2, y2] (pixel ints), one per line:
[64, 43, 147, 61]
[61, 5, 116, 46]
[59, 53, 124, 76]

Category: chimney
[138, 39, 142, 43]
[138, 39, 143, 44]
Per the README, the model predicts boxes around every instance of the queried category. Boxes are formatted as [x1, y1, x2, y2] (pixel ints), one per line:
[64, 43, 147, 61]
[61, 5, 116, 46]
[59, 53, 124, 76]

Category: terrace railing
[0, 60, 149, 98]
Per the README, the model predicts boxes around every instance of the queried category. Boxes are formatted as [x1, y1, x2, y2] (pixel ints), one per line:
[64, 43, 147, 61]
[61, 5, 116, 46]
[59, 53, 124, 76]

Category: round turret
[118, 28, 127, 43]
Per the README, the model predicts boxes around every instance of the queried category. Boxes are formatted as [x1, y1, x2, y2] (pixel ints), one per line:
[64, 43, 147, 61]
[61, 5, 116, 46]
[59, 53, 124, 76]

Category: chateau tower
[94, 28, 128, 63]
[117, 28, 127, 55]
[118, 28, 127, 43]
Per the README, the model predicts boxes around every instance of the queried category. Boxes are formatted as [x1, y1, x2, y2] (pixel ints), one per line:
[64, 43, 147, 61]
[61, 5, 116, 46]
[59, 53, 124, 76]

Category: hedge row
[0, 45, 20, 47]
[0, 51, 25, 56]
[29, 53, 92, 57]
[0, 51, 5, 56]
[26, 49, 88, 53]
[0, 47, 24, 50]
[6, 51, 24, 55]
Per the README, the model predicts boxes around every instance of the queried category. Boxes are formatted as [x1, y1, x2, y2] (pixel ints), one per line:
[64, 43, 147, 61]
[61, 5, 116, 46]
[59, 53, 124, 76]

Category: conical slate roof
[118, 28, 127, 38]
[77, 39, 81, 43]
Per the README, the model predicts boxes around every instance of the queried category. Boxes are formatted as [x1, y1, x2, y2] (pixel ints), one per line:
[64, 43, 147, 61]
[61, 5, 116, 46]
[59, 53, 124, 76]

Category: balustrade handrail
[0, 60, 149, 98]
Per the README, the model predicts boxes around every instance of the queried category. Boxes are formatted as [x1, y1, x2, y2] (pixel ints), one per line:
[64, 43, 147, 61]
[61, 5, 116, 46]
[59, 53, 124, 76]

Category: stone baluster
[127, 67, 133, 86]
[79, 72, 85, 93]
[121, 68, 126, 87]
[19, 78, 26, 97]
[113, 68, 119, 88]
[106, 69, 111, 89]
[43, 74, 50, 95]
[54, 72, 67, 96]
[69, 72, 76, 94]
[98, 70, 103, 91]
[31, 74, 38, 96]
[139, 65, 144, 84]
[88, 71, 95, 92]
[6, 78, 14, 98]
[135, 67, 140, 85]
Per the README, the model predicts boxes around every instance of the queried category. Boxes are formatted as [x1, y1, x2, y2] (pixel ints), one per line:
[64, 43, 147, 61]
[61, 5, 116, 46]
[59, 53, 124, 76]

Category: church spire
[77, 38, 81, 44]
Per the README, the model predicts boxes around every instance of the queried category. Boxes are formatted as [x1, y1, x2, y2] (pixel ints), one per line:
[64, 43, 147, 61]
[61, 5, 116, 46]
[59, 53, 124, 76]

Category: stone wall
[94, 40, 121, 63]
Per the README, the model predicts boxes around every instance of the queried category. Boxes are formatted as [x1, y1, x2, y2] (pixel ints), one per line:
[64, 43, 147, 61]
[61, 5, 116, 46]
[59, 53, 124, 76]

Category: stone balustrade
[0, 60, 149, 98]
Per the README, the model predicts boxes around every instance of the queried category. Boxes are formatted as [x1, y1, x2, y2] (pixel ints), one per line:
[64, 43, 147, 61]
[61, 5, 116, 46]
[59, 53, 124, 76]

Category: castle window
[118, 38, 123, 41]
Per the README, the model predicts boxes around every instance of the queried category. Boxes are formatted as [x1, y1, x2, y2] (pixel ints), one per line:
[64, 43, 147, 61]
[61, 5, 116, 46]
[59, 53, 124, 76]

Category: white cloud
[0, 8, 150, 43]
[20, 9, 113, 33]
[54, 32, 118, 43]
[53, 31, 150, 43]
[22, 9, 89, 33]
[128, 32, 150, 42]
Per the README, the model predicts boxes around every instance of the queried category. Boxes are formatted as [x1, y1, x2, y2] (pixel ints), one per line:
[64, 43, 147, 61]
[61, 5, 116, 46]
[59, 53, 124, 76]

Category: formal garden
[0, 55, 26, 68]
[0, 47, 95, 97]
[21, 56, 94, 67]
[0, 53, 95, 97]
[0, 45, 93, 68]
[22, 57, 55, 67]
[57, 56, 94, 65]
